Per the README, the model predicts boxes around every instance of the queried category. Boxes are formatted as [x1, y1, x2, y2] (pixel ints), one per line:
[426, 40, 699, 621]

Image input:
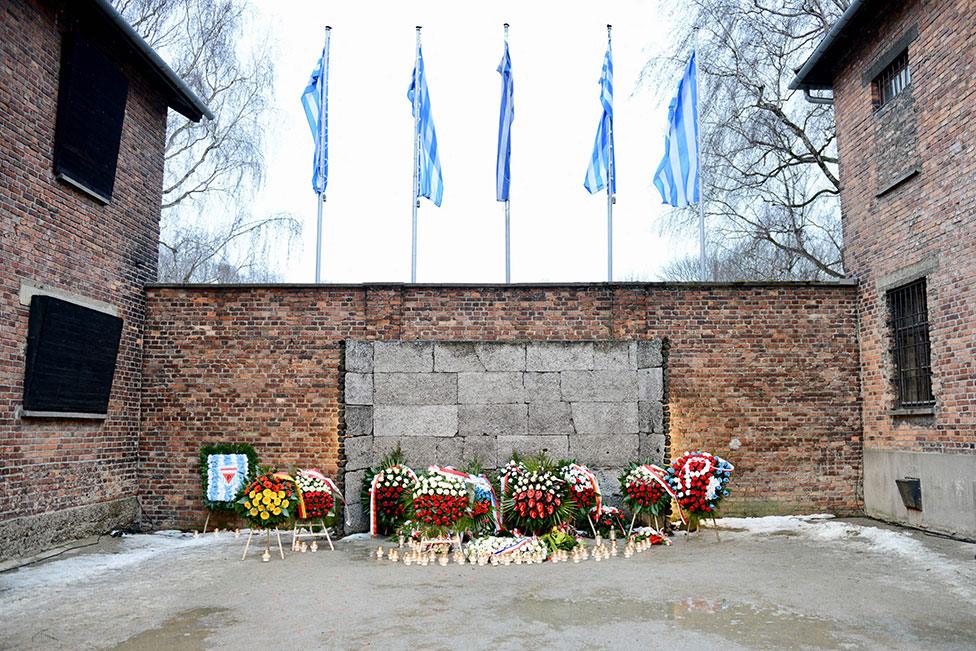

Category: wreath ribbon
[428, 466, 500, 531]
[568, 463, 602, 519]
[272, 472, 305, 521]
[640, 464, 687, 525]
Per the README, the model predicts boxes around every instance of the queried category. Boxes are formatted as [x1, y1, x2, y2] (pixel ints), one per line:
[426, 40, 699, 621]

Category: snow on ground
[715, 514, 975, 602]
[0, 530, 225, 592]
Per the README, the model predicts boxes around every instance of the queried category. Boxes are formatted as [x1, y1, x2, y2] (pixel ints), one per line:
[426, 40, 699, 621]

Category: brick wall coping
[146, 280, 858, 291]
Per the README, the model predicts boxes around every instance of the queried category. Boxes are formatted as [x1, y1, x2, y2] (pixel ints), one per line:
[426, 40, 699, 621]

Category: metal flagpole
[411, 27, 422, 283]
[315, 26, 331, 284]
[504, 23, 511, 284]
[606, 24, 614, 283]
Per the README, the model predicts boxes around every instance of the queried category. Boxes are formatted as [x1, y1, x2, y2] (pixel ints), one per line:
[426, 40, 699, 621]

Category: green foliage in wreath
[500, 452, 579, 536]
[199, 443, 258, 511]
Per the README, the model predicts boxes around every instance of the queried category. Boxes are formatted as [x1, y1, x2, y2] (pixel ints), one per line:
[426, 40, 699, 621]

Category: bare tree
[642, 0, 849, 280]
[115, 0, 299, 282]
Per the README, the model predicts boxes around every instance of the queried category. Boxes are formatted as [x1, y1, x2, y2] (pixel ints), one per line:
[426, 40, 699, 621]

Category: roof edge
[789, 0, 868, 91]
[146, 279, 859, 290]
[90, 0, 213, 121]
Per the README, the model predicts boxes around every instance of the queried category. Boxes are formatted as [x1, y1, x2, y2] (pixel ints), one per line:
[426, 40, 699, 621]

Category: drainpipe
[803, 88, 834, 105]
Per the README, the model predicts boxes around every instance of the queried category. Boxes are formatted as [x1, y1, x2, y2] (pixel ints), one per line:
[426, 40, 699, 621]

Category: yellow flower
[281, 500, 290, 509]
[262, 496, 271, 505]
[277, 490, 285, 499]
[249, 491, 257, 500]
[249, 508, 258, 516]
[260, 511, 269, 520]
[244, 501, 252, 509]
[273, 508, 282, 515]
[262, 489, 272, 498]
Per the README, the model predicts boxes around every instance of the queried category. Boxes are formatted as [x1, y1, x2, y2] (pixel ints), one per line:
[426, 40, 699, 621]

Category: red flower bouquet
[294, 469, 340, 519]
[501, 453, 578, 536]
[409, 471, 469, 534]
[620, 464, 671, 517]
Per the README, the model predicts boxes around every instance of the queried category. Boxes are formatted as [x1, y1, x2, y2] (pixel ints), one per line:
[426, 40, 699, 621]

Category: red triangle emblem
[220, 466, 237, 485]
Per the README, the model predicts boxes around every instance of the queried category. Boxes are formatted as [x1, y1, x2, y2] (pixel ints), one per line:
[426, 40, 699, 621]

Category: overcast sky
[249, 1, 692, 283]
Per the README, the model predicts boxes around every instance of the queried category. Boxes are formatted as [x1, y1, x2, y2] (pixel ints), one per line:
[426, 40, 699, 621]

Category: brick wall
[0, 0, 167, 556]
[141, 283, 862, 530]
[831, 0, 976, 455]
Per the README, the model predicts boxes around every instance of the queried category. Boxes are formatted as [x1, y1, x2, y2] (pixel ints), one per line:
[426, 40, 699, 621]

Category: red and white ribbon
[428, 466, 500, 531]
[568, 463, 602, 519]
[640, 464, 686, 525]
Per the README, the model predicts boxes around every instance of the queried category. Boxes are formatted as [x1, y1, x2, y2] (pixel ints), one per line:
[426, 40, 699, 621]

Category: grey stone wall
[341, 340, 667, 532]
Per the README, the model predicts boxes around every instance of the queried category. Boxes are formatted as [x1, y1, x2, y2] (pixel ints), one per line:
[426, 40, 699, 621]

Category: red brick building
[0, 0, 208, 561]
[793, 0, 976, 538]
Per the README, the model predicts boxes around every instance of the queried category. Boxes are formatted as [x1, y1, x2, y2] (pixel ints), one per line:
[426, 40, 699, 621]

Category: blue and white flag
[496, 38, 514, 202]
[653, 51, 700, 207]
[301, 35, 330, 194]
[584, 41, 615, 194]
[408, 45, 444, 207]
[206, 454, 249, 503]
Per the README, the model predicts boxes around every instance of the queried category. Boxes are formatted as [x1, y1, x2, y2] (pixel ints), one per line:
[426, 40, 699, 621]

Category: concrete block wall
[340, 340, 667, 531]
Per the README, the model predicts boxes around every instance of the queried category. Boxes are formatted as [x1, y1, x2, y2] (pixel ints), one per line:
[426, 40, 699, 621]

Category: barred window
[873, 50, 911, 108]
[888, 279, 934, 408]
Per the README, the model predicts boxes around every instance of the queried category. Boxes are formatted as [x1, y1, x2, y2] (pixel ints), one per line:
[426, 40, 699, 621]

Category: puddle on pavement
[111, 607, 231, 651]
[511, 593, 847, 648]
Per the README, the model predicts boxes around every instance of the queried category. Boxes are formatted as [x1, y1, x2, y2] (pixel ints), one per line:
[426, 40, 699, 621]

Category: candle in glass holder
[376, 546, 384, 559]
[261, 549, 271, 562]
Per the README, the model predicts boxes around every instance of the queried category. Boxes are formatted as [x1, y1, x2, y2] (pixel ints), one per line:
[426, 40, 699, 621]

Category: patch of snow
[341, 533, 374, 542]
[0, 531, 226, 592]
[715, 515, 975, 602]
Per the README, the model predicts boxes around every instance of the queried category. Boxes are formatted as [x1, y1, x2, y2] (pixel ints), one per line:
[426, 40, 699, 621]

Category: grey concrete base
[0, 496, 139, 563]
[864, 448, 976, 540]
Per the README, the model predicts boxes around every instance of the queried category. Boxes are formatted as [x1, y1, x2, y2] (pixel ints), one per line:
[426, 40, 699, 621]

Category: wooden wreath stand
[291, 518, 335, 551]
[241, 527, 286, 561]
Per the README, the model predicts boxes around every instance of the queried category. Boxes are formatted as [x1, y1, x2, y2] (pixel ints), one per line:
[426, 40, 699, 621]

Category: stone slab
[527, 402, 574, 434]
[524, 372, 561, 402]
[343, 500, 366, 533]
[458, 372, 524, 404]
[459, 404, 527, 436]
[344, 405, 373, 436]
[434, 342, 485, 372]
[497, 435, 569, 461]
[525, 342, 594, 371]
[639, 433, 667, 464]
[591, 468, 623, 497]
[638, 368, 664, 402]
[475, 343, 525, 371]
[638, 401, 664, 434]
[460, 435, 498, 468]
[345, 340, 374, 373]
[343, 435, 373, 471]
[569, 434, 638, 467]
[373, 436, 463, 468]
[570, 402, 638, 434]
[637, 339, 664, 368]
[344, 469, 366, 507]
[373, 405, 458, 437]
[593, 341, 637, 370]
[560, 370, 638, 402]
[344, 373, 373, 405]
[373, 341, 433, 372]
[374, 372, 457, 405]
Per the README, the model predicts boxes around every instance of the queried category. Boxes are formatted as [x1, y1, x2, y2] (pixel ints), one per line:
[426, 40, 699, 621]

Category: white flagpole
[411, 27, 422, 283]
[504, 23, 511, 284]
[606, 24, 614, 283]
[693, 35, 707, 282]
[315, 26, 331, 284]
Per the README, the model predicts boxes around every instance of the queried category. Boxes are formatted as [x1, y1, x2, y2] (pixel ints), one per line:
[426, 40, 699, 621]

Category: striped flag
[301, 36, 330, 194]
[584, 41, 615, 194]
[408, 44, 444, 207]
[496, 36, 514, 202]
[653, 51, 700, 207]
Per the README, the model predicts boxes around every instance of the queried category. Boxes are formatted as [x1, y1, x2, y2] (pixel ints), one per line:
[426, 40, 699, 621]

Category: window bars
[888, 278, 934, 407]
[874, 50, 911, 108]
